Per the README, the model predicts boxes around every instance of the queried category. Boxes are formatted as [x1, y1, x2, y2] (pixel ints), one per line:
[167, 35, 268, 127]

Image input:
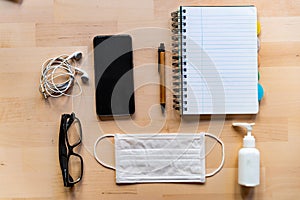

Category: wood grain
[0, 0, 300, 199]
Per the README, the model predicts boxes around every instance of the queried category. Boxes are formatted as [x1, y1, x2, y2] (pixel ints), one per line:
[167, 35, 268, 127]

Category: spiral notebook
[171, 6, 259, 115]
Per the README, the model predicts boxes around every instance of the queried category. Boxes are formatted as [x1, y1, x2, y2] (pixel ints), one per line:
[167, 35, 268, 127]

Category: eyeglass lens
[68, 154, 82, 183]
[67, 118, 82, 147]
[66, 116, 83, 184]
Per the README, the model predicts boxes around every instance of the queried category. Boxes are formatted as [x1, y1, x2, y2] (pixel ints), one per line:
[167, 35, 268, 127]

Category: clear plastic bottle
[233, 123, 260, 187]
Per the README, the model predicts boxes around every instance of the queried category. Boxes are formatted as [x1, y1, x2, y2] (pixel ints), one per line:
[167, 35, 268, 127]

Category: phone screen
[93, 35, 135, 118]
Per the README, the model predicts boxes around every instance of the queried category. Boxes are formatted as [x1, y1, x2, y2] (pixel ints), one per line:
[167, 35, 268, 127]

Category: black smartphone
[93, 35, 135, 119]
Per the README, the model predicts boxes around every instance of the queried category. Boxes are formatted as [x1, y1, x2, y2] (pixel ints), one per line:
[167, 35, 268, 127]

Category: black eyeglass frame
[59, 112, 83, 187]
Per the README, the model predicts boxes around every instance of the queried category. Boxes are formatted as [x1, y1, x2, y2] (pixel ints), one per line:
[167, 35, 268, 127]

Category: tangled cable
[39, 52, 88, 99]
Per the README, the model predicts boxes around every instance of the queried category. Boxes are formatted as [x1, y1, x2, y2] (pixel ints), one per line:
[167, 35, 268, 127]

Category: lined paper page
[181, 6, 258, 114]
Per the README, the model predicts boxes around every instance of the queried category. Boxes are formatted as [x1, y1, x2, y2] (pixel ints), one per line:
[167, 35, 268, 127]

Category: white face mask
[94, 133, 224, 184]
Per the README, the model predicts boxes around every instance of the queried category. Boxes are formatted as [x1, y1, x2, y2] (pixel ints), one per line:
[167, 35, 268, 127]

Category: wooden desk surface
[1, 0, 300, 199]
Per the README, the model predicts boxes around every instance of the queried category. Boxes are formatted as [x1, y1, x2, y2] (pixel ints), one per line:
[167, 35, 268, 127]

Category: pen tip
[159, 43, 165, 50]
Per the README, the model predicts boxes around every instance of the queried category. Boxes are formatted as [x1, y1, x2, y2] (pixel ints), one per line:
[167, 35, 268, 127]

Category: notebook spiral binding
[171, 8, 188, 113]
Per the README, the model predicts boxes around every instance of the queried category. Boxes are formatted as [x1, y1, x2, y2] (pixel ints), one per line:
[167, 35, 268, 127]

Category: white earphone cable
[39, 53, 84, 98]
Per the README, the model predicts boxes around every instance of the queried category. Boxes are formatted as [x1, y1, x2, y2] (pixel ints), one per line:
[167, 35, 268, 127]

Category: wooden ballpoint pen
[158, 43, 166, 113]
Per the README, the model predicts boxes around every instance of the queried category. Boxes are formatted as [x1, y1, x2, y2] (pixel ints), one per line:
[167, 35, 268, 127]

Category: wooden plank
[0, 0, 53, 23]
[0, 23, 35, 47]
[36, 23, 117, 47]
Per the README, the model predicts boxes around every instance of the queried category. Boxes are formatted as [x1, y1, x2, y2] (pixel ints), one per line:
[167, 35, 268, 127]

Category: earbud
[70, 51, 83, 61]
[69, 51, 89, 83]
[75, 67, 89, 83]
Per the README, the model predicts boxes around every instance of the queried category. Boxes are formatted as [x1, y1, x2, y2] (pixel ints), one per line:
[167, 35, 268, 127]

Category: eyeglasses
[59, 112, 83, 187]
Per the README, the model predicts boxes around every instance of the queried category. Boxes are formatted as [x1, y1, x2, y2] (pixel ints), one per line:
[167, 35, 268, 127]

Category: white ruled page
[181, 6, 258, 114]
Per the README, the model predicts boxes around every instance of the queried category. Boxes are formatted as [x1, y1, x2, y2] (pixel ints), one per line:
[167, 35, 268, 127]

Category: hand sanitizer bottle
[232, 123, 260, 187]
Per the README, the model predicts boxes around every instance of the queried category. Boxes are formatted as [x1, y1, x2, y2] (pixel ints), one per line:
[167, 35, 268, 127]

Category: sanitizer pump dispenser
[232, 122, 260, 187]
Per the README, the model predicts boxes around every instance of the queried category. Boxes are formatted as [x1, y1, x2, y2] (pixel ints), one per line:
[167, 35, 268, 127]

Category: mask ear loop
[205, 133, 225, 177]
[94, 134, 116, 170]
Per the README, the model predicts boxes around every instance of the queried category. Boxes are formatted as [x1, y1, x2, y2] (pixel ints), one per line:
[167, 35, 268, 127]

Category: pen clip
[158, 53, 160, 73]
[158, 43, 165, 73]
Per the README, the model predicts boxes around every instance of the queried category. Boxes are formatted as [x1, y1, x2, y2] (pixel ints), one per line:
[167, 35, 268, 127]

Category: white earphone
[39, 51, 89, 98]
[75, 67, 89, 83]
[69, 51, 83, 61]
[69, 51, 89, 82]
